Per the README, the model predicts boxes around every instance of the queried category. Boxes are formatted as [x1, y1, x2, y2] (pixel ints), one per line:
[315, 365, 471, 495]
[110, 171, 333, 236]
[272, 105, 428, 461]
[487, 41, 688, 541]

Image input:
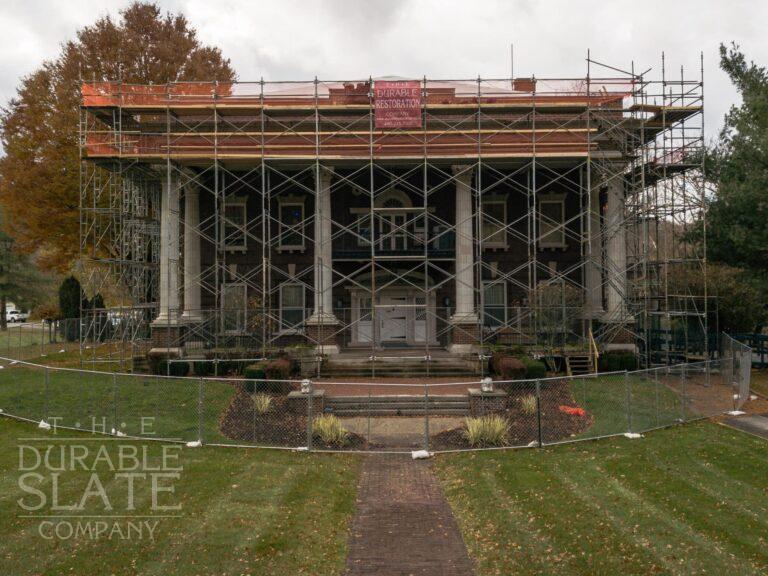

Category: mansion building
[79, 74, 703, 360]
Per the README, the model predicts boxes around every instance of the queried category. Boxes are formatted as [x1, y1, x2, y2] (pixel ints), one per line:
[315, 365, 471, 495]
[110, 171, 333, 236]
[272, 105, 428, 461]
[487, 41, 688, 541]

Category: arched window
[382, 198, 403, 209]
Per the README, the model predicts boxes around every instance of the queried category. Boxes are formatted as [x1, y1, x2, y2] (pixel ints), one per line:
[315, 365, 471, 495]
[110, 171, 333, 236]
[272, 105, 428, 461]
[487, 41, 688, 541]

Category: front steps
[565, 354, 594, 376]
[326, 394, 470, 416]
[321, 352, 479, 378]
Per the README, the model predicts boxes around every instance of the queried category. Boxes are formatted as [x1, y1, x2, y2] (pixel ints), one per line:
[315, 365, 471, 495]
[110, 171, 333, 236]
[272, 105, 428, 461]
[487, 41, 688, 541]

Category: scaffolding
[78, 53, 707, 372]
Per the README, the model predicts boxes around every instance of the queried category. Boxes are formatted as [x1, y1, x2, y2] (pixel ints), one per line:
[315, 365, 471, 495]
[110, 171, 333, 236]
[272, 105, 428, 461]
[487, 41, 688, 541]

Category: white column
[181, 183, 202, 323]
[307, 167, 338, 326]
[153, 172, 181, 325]
[451, 165, 478, 323]
[603, 177, 629, 322]
[584, 185, 604, 317]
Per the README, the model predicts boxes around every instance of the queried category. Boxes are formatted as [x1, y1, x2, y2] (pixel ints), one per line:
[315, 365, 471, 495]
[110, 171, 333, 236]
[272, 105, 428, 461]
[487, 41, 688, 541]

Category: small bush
[599, 351, 638, 372]
[251, 393, 273, 415]
[464, 415, 510, 447]
[519, 394, 537, 415]
[313, 415, 348, 446]
[243, 362, 267, 380]
[193, 361, 214, 377]
[151, 359, 190, 377]
[244, 360, 293, 394]
[265, 357, 292, 380]
[491, 353, 526, 380]
[520, 357, 547, 379]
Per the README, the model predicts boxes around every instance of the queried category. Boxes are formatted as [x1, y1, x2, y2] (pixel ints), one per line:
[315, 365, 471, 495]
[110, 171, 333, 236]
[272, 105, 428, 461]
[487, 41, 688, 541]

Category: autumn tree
[0, 2, 235, 272]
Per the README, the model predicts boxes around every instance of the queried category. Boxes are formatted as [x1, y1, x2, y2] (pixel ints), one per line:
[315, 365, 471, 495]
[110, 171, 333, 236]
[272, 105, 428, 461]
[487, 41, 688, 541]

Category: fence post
[44, 366, 49, 423]
[197, 377, 204, 444]
[536, 379, 543, 448]
[680, 363, 687, 422]
[625, 370, 632, 434]
[653, 368, 660, 428]
[112, 372, 118, 435]
[423, 382, 430, 452]
[306, 379, 313, 451]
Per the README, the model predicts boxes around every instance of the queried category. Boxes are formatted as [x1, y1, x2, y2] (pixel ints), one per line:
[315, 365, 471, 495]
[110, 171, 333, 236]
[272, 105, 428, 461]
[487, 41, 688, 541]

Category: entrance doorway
[350, 288, 438, 348]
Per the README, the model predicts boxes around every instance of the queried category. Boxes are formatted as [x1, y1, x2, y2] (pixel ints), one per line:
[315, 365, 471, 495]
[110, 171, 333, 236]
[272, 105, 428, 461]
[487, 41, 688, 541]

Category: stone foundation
[306, 323, 340, 354]
[149, 324, 186, 357]
[448, 322, 479, 354]
[468, 388, 508, 416]
[286, 390, 326, 415]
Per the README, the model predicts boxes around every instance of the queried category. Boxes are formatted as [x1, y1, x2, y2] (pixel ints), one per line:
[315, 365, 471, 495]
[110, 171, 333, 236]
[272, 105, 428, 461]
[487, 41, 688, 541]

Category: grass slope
[436, 422, 768, 575]
[0, 417, 360, 576]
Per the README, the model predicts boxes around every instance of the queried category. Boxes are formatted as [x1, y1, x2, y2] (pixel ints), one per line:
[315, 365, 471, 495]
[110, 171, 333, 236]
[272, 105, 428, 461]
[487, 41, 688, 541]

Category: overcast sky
[1, 0, 766, 145]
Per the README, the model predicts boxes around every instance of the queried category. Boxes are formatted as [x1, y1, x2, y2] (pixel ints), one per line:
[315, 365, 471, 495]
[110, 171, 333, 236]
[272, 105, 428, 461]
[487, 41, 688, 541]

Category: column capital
[451, 165, 474, 183]
[318, 166, 335, 188]
[184, 182, 200, 196]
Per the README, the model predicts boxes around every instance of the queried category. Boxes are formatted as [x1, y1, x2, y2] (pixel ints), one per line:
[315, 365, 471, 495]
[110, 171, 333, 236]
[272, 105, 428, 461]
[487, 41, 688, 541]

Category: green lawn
[0, 417, 360, 575]
[0, 363, 244, 445]
[750, 369, 768, 398]
[436, 421, 768, 575]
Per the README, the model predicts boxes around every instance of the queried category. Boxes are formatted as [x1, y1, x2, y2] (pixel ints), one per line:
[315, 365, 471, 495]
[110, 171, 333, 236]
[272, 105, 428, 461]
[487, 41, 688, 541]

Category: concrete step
[329, 408, 468, 416]
[326, 394, 470, 416]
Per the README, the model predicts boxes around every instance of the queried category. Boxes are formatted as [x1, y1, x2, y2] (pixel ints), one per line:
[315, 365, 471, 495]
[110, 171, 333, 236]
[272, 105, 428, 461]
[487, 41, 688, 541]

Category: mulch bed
[219, 385, 368, 449]
[431, 378, 593, 450]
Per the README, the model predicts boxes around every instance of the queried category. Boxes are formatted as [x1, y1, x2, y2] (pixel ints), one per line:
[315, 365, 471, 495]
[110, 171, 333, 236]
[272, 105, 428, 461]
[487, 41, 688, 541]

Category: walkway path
[722, 412, 768, 440]
[344, 455, 475, 576]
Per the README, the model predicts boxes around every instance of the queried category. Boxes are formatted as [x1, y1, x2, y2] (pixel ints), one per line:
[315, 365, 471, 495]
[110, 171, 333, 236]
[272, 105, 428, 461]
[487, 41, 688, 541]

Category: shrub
[251, 393, 273, 415]
[599, 351, 638, 372]
[464, 415, 510, 447]
[244, 360, 293, 394]
[313, 415, 348, 446]
[152, 359, 190, 377]
[520, 357, 547, 379]
[193, 361, 214, 377]
[243, 362, 267, 380]
[519, 394, 537, 415]
[491, 353, 526, 380]
[265, 357, 292, 380]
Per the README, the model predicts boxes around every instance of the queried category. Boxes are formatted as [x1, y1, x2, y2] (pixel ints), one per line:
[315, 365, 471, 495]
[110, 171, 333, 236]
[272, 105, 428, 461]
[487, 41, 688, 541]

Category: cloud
[1, 0, 767, 144]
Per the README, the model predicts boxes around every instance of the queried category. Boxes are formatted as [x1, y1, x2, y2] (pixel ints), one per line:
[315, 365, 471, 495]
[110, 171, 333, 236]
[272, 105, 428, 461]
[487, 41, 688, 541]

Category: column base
[449, 318, 479, 355]
[150, 323, 185, 351]
[582, 306, 605, 320]
[180, 311, 204, 324]
[305, 316, 340, 356]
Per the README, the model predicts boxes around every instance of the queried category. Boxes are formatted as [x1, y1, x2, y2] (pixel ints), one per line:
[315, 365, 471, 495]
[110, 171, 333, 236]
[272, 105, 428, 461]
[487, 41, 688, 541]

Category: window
[483, 282, 506, 327]
[482, 200, 507, 248]
[356, 214, 372, 247]
[280, 284, 305, 331]
[222, 283, 247, 333]
[279, 201, 305, 250]
[539, 197, 566, 247]
[222, 199, 247, 251]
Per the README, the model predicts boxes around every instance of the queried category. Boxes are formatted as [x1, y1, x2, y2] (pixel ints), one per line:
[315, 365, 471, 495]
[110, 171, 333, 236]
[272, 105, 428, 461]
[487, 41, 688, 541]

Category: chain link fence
[0, 341, 751, 453]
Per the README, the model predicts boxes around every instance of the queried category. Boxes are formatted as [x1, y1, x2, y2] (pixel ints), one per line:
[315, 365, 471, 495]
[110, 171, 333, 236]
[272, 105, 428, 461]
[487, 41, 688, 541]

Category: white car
[6, 310, 29, 323]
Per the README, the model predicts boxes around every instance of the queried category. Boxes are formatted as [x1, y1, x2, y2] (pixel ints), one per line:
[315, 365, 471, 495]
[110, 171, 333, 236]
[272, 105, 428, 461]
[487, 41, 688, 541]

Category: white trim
[482, 281, 507, 327]
[279, 282, 306, 333]
[221, 197, 247, 252]
[482, 198, 508, 249]
[538, 194, 567, 248]
[221, 282, 247, 334]
[278, 198, 306, 251]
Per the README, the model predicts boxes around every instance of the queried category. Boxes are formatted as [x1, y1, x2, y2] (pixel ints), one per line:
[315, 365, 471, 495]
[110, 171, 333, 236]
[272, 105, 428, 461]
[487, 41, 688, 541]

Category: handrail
[588, 327, 600, 371]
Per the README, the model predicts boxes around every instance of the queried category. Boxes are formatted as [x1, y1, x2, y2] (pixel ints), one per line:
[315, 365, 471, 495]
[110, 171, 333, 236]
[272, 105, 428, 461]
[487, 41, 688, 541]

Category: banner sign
[374, 80, 422, 129]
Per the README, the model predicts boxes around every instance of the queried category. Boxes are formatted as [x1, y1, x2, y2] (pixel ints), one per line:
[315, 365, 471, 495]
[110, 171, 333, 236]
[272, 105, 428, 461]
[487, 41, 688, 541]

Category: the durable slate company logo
[16, 417, 182, 541]
[374, 80, 422, 129]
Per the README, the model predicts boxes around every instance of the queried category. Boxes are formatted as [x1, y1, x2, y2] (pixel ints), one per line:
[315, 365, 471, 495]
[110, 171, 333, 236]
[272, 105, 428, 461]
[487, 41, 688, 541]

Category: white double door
[379, 295, 408, 342]
[355, 290, 432, 346]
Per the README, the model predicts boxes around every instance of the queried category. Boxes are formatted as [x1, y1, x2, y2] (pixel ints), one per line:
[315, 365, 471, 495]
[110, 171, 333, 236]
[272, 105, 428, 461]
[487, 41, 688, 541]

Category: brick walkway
[344, 455, 475, 576]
